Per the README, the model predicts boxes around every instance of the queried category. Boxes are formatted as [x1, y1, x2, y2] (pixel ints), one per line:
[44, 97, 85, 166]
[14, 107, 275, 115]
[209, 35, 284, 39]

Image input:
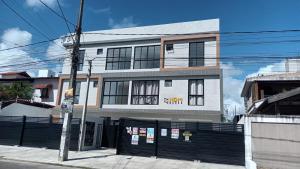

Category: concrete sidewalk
[0, 145, 245, 169]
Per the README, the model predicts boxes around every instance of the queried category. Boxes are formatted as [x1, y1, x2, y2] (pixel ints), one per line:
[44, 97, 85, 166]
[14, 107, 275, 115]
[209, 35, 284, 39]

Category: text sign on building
[164, 97, 183, 104]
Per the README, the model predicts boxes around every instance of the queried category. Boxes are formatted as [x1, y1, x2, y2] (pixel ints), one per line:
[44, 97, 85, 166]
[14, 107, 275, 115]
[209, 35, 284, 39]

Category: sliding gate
[117, 118, 245, 166]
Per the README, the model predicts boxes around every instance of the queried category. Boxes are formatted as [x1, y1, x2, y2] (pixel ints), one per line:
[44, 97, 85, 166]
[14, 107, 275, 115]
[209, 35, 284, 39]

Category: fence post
[19, 115, 26, 146]
[116, 118, 123, 155]
[49, 115, 53, 124]
[155, 120, 159, 157]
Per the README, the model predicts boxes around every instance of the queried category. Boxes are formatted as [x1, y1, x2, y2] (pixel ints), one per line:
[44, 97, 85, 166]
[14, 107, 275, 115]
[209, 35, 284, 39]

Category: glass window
[188, 80, 204, 106]
[78, 50, 85, 71]
[40, 88, 49, 98]
[93, 81, 98, 88]
[102, 81, 129, 104]
[189, 42, 204, 67]
[134, 45, 160, 69]
[106, 47, 131, 70]
[164, 80, 172, 87]
[74, 81, 81, 104]
[131, 80, 159, 105]
[97, 48, 103, 55]
[166, 44, 173, 51]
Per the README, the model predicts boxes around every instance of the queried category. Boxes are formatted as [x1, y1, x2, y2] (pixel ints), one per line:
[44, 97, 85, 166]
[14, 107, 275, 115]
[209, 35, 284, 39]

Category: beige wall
[252, 122, 300, 169]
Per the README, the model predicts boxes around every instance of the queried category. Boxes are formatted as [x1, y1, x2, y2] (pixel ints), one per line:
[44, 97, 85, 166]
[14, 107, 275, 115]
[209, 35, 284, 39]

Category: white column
[244, 116, 257, 169]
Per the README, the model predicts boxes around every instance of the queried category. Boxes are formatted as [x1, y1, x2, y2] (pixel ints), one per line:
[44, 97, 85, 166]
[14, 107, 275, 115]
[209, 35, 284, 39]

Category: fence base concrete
[244, 115, 300, 169]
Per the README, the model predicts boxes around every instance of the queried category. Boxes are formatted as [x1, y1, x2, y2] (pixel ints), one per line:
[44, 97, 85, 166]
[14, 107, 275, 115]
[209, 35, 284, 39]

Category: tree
[0, 82, 33, 101]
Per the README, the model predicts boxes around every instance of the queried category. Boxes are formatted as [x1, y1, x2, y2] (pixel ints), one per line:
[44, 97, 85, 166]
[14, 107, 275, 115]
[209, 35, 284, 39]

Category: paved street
[0, 159, 80, 169]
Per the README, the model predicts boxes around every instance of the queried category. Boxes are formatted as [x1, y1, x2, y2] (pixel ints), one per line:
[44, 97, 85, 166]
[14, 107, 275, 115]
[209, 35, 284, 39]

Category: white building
[58, 19, 223, 122]
[33, 70, 58, 106]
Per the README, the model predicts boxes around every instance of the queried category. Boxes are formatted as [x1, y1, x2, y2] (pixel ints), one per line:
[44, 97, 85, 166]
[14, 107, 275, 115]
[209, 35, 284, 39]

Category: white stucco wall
[102, 78, 221, 111]
[32, 78, 58, 106]
[164, 40, 217, 68]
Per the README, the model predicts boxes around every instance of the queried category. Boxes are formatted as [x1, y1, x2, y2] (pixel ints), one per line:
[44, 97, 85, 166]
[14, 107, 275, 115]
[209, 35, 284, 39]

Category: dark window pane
[141, 47, 147, 59]
[134, 61, 140, 69]
[106, 63, 113, 70]
[116, 82, 123, 95]
[124, 61, 131, 69]
[102, 81, 129, 105]
[148, 46, 155, 59]
[135, 47, 141, 59]
[103, 96, 109, 104]
[126, 48, 132, 58]
[105, 48, 131, 70]
[120, 48, 126, 58]
[109, 96, 116, 104]
[110, 82, 117, 95]
[104, 82, 110, 95]
[123, 82, 129, 95]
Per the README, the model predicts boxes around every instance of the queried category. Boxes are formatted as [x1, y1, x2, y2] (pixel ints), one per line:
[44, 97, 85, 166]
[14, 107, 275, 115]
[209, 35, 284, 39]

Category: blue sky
[1, 0, 300, 114]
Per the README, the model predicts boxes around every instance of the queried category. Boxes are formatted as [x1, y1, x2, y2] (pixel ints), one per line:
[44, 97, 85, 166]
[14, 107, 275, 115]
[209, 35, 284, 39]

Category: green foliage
[0, 82, 33, 101]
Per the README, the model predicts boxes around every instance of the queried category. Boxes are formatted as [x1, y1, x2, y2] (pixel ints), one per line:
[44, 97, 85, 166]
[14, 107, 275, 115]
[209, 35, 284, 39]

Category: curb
[0, 157, 93, 169]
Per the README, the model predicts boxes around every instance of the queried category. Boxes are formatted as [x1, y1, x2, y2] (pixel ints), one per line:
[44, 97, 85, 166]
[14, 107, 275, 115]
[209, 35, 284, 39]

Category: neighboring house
[241, 72, 300, 112]
[0, 70, 59, 106]
[58, 19, 223, 122]
[0, 99, 54, 117]
[246, 87, 300, 115]
[240, 65, 300, 169]
[0, 71, 33, 85]
[32, 70, 58, 106]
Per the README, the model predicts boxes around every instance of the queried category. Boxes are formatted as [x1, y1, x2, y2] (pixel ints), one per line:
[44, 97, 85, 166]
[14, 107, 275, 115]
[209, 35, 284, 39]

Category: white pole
[78, 60, 92, 151]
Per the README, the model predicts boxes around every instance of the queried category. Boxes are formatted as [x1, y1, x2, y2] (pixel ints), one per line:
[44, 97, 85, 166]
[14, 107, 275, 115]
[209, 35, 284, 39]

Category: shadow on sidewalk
[68, 154, 116, 161]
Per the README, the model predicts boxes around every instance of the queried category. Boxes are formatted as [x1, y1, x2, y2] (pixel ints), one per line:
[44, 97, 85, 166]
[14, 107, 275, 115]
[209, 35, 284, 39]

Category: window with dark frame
[131, 80, 159, 105]
[78, 50, 85, 71]
[74, 81, 81, 104]
[93, 81, 98, 88]
[134, 45, 160, 69]
[105, 47, 132, 70]
[164, 80, 172, 87]
[97, 48, 103, 55]
[166, 44, 173, 51]
[102, 81, 129, 104]
[189, 42, 204, 67]
[40, 88, 49, 98]
[188, 79, 204, 106]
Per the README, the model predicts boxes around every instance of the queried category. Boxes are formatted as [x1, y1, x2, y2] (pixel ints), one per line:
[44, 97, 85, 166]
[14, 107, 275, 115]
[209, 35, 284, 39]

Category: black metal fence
[0, 115, 80, 150]
[117, 118, 245, 166]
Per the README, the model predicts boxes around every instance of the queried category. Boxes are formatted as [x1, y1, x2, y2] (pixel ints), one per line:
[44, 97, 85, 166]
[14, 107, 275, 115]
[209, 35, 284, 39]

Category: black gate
[117, 118, 245, 166]
[0, 115, 80, 150]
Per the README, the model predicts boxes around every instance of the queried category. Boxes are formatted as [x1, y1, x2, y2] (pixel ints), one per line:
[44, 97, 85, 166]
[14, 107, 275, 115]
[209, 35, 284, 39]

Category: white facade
[59, 19, 222, 122]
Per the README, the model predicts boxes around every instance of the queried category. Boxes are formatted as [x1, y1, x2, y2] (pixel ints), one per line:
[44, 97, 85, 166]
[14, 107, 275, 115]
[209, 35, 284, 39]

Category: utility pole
[78, 60, 92, 151]
[58, 0, 84, 162]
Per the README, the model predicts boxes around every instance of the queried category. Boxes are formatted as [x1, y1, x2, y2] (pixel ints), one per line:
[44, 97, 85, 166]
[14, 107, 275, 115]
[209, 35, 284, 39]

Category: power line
[38, 0, 76, 27]
[1, 0, 52, 40]
[56, 0, 75, 43]
[0, 38, 59, 52]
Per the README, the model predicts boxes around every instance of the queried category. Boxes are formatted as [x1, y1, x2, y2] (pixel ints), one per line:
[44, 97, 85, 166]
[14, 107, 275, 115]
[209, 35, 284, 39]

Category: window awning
[34, 84, 52, 89]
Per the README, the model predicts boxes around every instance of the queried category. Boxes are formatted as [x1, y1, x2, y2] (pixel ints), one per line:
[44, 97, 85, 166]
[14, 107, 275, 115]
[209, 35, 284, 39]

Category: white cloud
[46, 38, 67, 74]
[0, 28, 38, 75]
[26, 0, 57, 8]
[247, 60, 286, 78]
[90, 7, 111, 14]
[108, 16, 138, 29]
[221, 63, 245, 119]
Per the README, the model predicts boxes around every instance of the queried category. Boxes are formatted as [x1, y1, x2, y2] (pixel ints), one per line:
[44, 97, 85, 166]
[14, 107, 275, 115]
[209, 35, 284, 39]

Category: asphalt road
[0, 159, 82, 169]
